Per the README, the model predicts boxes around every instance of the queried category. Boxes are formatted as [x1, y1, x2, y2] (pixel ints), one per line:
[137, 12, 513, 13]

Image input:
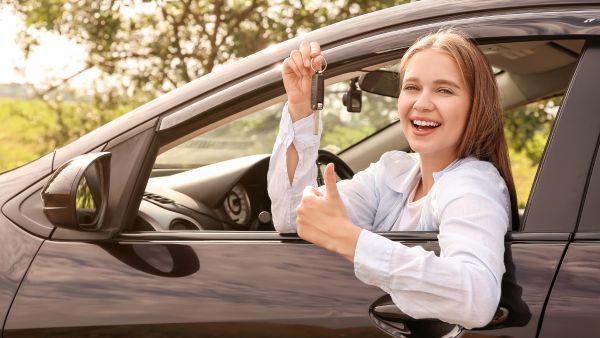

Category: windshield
[154, 79, 399, 169]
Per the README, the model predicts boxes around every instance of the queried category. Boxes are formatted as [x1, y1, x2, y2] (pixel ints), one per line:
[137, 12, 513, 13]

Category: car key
[311, 71, 324, 135]
[310, 56, 327, 135]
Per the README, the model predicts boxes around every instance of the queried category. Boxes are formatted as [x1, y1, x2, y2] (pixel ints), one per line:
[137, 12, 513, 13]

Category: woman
[267, 30, 518, 329]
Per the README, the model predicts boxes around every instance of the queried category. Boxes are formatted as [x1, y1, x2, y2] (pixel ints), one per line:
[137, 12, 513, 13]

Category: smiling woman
[397, 49, 473, 200]
[267, 30, 514, 329]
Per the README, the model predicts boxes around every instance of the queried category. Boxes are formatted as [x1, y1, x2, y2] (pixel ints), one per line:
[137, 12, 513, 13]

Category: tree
[9, 0, 405, 96]
[0, 0, 405, 172]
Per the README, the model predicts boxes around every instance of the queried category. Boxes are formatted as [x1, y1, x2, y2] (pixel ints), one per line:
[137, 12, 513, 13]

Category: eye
[402, 84, 419, 91]
[438, 87, 454, 95]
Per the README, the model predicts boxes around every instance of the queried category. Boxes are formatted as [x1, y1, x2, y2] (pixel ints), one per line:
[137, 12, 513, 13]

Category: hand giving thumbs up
[296, 163, 362, 262]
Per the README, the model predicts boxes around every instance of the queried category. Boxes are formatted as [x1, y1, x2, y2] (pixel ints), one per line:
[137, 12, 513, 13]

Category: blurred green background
[0, 0, 555, 208]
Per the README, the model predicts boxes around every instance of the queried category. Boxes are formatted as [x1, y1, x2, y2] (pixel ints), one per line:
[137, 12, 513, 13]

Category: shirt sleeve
[353, 165, 509, 329]
[267, 103, 322, 233]
[267, 103, 382, 233]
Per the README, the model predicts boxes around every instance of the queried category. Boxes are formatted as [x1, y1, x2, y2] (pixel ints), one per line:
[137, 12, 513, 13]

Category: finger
[310, 186, 323, 197]
[283, 57, 302, 78]
[312, 55, 324, 71]
[290, 50, 308, 77]
[310, 41, 321, 58]
[324, 163, 340, 199]
[300, 40, 311, 68]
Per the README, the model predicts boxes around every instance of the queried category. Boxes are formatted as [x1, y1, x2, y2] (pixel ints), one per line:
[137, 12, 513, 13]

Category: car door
[4, 8, 600, 338]
[538, 39, 600, 338]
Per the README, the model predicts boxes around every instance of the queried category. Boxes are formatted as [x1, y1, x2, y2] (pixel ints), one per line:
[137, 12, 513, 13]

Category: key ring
[310, 56, 328, 73]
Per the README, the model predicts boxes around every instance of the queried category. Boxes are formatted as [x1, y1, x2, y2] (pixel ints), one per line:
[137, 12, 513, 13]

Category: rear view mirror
[359, 70, 400, 98]
[343, 78, 362, 112]
[42, 152, 111, 231]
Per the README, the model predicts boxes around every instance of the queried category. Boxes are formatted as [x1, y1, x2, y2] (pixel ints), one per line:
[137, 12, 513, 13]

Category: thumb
[324, 163, 340, 199]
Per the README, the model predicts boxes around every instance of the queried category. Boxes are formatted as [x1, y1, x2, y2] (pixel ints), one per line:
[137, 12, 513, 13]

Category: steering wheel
[316, 149, 354, 185]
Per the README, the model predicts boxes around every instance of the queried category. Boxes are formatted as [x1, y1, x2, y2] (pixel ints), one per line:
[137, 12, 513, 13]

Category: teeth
[413, 120, 440, 127]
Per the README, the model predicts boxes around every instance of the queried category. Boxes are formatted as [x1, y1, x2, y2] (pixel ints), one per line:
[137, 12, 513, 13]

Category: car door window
[137, 76, 400, 232]
[131, 39, 583, 233]
[154, 84, 397, 172]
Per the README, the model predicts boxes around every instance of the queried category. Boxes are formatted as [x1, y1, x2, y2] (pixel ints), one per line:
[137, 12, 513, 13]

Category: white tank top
[393, 182, 425, 231]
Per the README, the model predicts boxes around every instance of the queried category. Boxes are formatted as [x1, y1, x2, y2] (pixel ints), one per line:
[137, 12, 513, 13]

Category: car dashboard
[134, 154, 273, 231]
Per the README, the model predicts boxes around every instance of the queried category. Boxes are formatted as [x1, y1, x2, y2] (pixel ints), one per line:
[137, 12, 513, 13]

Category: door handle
[368, 294, 464, 338]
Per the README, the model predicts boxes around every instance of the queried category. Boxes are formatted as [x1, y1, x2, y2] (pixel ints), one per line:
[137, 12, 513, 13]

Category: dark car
[2, 1, 600, 337]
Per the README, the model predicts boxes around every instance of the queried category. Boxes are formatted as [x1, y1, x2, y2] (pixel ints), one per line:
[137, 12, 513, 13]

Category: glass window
[154, 82, 398, 172]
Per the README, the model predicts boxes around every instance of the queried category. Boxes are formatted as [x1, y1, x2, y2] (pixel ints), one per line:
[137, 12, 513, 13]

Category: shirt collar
[384, 153, 421, 194]
[384, 153, 476, 194]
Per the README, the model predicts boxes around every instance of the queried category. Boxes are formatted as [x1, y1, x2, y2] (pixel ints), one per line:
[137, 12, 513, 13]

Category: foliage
[0, 97, 132, 172]
[9, 0, 406, 95]
[504, 97, 559, 164]
[2, 0, 407, 172]
[503, 97, 559, 208]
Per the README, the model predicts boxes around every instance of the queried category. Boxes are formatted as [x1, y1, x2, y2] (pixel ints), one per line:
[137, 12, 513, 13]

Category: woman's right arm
[282, 41, 323, 181]
[267, 41, 324, 233]
[268, 41, 379, 233]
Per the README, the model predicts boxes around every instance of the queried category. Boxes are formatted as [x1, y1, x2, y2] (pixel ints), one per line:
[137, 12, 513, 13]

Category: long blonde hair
[399, 30, 519, 226]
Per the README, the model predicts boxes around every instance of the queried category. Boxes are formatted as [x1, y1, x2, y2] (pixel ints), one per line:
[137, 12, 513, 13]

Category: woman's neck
[415, 151, 459, 200]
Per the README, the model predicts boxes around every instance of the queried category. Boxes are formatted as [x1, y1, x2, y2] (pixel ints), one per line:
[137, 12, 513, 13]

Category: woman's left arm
[353, 166, 509, 329]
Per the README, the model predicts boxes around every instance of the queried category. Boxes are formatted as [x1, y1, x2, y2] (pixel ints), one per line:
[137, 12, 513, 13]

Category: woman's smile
[410, 118, 442, 136]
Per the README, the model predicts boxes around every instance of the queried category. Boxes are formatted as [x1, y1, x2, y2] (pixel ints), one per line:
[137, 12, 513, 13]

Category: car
[1, 0, 600, 337]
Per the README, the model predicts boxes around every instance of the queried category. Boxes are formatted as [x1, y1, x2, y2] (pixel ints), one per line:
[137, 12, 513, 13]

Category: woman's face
[398, 49, 471, 164]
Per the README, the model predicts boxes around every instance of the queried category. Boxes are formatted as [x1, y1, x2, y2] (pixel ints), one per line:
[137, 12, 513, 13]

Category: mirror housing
[359, 70, 400, 98]
[41, 152, 111, 231]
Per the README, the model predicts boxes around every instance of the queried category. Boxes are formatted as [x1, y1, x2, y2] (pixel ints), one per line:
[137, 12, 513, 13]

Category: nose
[413, 91, 434, 112]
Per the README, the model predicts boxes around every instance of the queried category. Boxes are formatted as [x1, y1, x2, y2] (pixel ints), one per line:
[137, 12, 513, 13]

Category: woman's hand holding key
[282, 41, 323, 122]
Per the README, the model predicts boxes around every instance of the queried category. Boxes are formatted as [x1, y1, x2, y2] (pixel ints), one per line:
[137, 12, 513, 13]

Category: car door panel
[0, 217, 43, 334]
[465, 241, 566, 337]
[5, 234, 567, 338]
[538, 124, 600, 337]
[0, 153, 54, 331]
[538, 241, 600, 338]
[4, 239, 392, 337]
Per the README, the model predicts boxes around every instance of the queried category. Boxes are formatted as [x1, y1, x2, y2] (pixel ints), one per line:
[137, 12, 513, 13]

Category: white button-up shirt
[267, 105, 510, 329]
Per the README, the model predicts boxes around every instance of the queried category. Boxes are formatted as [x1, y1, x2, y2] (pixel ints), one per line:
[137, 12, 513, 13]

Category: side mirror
[41, 152, 111, 231]
[369, 295, 464, 338]
[359, 70, 400, 98]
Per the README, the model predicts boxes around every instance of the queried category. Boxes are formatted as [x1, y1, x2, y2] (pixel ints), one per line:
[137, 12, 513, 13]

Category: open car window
[154, 81, 398, 171]
[133, 39, 584, 233]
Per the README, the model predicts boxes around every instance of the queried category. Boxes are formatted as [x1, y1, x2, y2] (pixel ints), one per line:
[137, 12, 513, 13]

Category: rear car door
[538, 39, 600, 338]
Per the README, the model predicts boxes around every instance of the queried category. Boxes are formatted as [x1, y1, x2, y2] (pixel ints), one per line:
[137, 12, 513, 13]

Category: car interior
[131, 39, 584, 233]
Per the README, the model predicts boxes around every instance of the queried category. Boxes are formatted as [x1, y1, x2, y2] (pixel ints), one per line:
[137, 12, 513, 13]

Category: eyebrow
[403, 77, 462, 89]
